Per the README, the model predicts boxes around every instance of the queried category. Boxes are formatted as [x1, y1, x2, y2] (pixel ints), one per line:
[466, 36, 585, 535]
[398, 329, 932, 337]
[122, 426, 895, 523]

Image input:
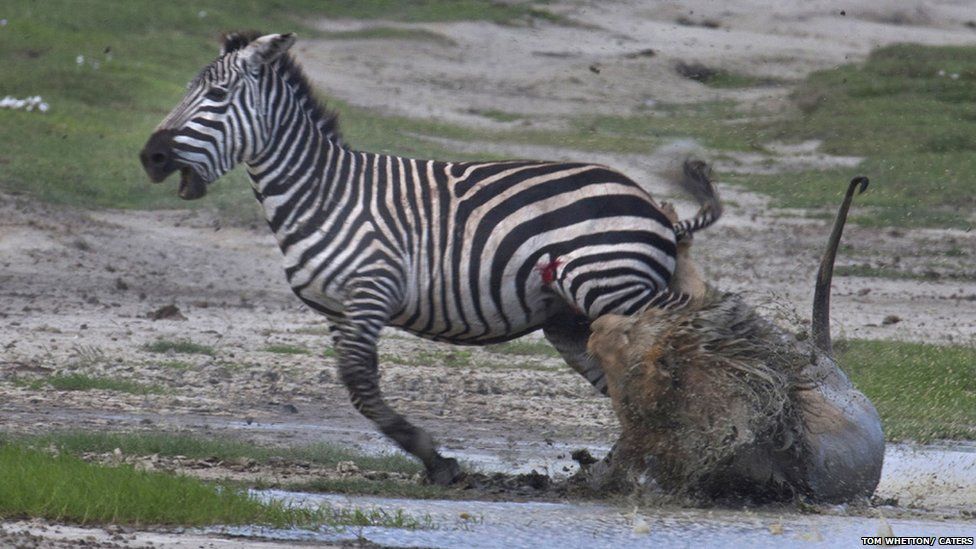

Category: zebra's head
[139, 31, 296, 199]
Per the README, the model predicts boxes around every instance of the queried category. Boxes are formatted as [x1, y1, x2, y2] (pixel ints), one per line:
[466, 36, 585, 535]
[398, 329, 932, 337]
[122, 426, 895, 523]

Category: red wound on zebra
[536, 258, 562, 286]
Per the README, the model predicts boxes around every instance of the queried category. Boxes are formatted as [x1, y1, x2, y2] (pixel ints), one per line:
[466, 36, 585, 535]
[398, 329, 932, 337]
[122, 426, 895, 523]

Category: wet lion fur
[586, 174, 883, 501]
[589, 288, 810, 498]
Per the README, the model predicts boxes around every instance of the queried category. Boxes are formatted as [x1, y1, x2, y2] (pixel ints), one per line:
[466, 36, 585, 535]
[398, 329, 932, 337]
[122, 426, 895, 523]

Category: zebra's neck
[243, 99, 347, 239]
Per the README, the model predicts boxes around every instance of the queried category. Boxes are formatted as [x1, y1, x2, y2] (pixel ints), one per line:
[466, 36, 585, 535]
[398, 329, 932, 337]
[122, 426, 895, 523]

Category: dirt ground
[2, 0, 976, 546]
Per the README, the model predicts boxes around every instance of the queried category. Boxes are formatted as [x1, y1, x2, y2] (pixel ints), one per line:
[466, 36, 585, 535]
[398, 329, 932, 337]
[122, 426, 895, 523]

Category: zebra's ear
[220, 30, 262, 55]
[239, 33, 296, 69]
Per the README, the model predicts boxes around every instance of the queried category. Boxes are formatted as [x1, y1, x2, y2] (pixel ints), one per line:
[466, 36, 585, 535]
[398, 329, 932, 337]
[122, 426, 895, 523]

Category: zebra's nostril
[150, 152, 167, 166]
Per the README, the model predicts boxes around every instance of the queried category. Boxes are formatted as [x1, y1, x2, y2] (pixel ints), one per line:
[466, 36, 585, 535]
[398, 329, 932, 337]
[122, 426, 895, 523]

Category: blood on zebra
[536, 258, 562, 286]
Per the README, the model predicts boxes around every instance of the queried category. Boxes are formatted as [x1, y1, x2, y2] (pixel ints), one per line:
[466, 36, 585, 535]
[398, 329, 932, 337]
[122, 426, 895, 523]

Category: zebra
[139, 31, 722, 485]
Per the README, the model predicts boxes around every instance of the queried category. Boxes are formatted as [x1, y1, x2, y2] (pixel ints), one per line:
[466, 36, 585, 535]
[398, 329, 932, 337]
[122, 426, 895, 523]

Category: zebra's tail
[671, 159, 722, 241]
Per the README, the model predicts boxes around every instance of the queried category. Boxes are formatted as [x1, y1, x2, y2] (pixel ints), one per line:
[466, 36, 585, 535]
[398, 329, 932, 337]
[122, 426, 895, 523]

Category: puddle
[208, 442, 976, 548]
[31, 408, 976, 547]
[215, 489, 974, 548]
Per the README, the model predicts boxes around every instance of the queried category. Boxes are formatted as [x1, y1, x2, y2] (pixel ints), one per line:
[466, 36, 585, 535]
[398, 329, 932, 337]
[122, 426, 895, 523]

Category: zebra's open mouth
[178, 166, 207, 200]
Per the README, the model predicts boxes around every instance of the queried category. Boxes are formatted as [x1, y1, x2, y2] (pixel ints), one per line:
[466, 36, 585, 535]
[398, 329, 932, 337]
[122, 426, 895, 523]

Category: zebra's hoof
[427, 457, 462, 486]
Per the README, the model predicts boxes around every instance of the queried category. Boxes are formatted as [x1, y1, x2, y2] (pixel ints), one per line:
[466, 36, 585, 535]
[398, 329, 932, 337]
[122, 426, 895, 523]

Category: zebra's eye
[205, 87, 228, 101]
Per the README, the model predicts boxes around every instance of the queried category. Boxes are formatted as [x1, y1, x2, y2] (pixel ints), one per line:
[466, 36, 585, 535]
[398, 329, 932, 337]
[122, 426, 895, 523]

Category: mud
[3, 0, 976, 546]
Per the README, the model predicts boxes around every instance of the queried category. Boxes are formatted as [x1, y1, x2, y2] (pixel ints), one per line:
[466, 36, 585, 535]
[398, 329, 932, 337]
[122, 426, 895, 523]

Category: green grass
[486, 339, 560, 358]
[704, 71, 783, 89]
[834, 264, 943, 281]
[385, 349, 474, 368]
[157, 360, 193, 370]
[264, 343, 311, 355]
[6, 5, 972, 231]
[384, 348, 562, 373]
[321, 27, 457, 46]
[14, 431, 422, 475]
[564, 102, 762, 153]
[144, 339, 216, 356]
[675, 62, 784, 89]
[313, 0, 560, 25]
[839, 340, 976, 442]
[469, 108, 523, 123]
[0, 0, 553, 215]
[0, 443, 365, 528]
[19, 374, 164, 395]
[291, 326, 333, 336]
[742, 43, 976, 229]
[285, 477, 451, 500]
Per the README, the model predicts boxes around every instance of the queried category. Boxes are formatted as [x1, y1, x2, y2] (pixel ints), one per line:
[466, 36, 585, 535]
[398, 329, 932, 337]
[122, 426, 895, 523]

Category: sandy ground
[2, 0, 976, 546]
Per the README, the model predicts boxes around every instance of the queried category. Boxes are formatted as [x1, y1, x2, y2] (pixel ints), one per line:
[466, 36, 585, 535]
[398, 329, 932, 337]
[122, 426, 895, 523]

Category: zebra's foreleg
[542, 311, 609, 396]
[335, 289, 461, 485]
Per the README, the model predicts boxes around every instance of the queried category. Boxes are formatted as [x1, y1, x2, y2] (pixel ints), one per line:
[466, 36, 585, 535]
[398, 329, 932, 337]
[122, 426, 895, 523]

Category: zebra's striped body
[265, 155, 678, 343]
[141, 32, 720, 484]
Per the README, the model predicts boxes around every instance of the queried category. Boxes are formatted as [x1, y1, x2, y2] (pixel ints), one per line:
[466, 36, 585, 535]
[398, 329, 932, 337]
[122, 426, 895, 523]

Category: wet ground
[237, 486, 976, 548]
[210, 443, 976, 547]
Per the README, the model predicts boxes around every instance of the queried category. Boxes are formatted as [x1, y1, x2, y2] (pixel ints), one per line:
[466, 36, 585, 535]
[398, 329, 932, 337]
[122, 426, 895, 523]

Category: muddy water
[26, 409, 975, 545]
[207, 444, 976, 548]
[227, 488, 974, 548]
[876, 442, 976, 510]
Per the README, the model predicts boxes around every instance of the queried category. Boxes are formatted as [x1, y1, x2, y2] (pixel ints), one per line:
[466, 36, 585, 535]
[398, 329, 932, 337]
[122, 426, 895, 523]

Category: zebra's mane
[221, 30, 342, 144]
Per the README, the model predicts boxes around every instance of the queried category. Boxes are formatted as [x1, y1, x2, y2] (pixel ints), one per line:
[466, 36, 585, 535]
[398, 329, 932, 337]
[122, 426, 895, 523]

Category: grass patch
[838, 340, 976, 442]
[385, 349, 473, 368]
[315, 0, 561, 25]
[264, 343, 311, 355]
[144, 339, 216, 356]
[486, 339, 560, 358]
[15, 431, 422, 475]
[285, 477, 450, 500]
[469, 108, 523, 123]
[565, 102, 761, 152]
[291, 326, 333, 336]
[324, 505, 431, 530]
[835, 264, 942, 281]
[384, 348, 562, 373]
[705, 71, 783, 89]
[322, 26, 457, 46]
[675, 62, 783, 89]
[0, 0, 553, 215]
[747, 43, 976, 229]
[157, 360, 193, 370]
[20, 374, 164, 395]
[0, 443, 345, 528]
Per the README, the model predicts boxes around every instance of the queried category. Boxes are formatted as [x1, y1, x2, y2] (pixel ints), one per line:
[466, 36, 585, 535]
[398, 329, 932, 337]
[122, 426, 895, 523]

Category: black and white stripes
[141, 31, 721, 484]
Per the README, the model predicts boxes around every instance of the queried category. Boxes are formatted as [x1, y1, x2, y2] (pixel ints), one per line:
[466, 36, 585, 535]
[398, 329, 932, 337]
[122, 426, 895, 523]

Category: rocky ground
[2, 0, 976, 546]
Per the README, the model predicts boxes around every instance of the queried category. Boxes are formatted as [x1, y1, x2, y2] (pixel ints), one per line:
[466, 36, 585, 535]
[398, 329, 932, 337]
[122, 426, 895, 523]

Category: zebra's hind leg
[543, 311, 609, 396]
[335, 288, 461, 485]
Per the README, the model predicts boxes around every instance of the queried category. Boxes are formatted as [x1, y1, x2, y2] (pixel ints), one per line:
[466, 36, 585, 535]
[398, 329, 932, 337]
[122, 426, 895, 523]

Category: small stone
[882, 315, 901, 326]
[336, 460, 360, 475]
[147, 304, 186, 321]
